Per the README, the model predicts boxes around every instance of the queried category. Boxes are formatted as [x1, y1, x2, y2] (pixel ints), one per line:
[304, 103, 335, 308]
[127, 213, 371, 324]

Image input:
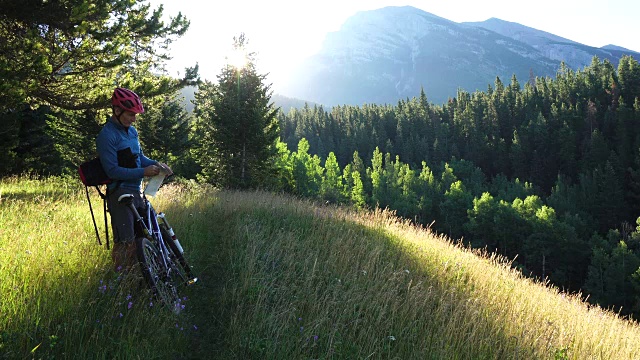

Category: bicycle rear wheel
[136, 237, 181, 312]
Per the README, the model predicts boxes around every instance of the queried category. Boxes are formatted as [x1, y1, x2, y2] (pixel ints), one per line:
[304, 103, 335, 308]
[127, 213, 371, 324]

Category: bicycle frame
[141, 198, 173, 272]
[118, 194, 172, 271]
[117, 194, 178, 279]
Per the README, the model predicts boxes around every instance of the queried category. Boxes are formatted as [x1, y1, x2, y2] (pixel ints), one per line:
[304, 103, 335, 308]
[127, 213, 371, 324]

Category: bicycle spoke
[137, 238, 181, 312]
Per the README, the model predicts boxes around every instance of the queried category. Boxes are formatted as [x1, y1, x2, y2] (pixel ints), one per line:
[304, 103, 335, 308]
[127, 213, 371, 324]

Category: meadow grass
[2, 177, 640, 359]
[0, 176, 197, 359]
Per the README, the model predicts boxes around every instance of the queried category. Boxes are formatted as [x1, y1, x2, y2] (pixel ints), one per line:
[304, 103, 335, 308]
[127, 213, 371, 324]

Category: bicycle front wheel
[136, 237, 180, 312]
[160, 227, 197, 285]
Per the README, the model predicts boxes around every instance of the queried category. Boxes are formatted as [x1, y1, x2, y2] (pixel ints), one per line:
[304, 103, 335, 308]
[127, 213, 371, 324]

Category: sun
[226, 47, 248, 69]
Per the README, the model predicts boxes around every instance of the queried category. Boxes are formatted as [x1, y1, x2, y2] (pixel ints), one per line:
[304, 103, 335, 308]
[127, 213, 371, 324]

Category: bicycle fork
[157, 212, 198, 286]
[157, 213, 184, 254]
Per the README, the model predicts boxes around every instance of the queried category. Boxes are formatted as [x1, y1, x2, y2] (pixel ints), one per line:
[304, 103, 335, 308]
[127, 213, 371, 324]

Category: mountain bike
[117, 181, 198, 313]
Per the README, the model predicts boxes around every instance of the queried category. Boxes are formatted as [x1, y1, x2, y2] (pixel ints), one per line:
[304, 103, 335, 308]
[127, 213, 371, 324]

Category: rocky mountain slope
[280, 6, 638, 106]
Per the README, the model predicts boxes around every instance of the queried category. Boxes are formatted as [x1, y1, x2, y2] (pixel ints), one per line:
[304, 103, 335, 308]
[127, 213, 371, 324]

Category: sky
[147, 0, 640, 93]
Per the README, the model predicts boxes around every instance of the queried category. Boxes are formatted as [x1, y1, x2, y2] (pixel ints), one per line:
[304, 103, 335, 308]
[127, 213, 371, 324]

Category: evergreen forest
[3, 0, 640, 321]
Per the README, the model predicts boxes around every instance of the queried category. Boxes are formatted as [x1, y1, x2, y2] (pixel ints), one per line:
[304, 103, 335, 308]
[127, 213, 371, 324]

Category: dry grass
[205, 189, 640, 359]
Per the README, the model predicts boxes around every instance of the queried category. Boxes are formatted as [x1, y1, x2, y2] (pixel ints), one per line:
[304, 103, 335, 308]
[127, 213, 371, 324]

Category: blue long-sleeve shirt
[96, 116, 157, 190]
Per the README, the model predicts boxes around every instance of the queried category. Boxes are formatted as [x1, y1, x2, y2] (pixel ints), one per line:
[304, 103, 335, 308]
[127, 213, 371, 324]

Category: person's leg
[111, 241, 138, 272]
[107, 188, 144, 272]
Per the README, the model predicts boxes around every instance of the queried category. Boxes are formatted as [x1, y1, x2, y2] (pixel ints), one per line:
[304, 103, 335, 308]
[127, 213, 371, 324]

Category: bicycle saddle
[117, 193, 135, 205]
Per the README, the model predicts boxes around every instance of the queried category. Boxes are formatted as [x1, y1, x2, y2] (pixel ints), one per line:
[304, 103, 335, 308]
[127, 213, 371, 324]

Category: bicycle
[117, 179, 198, 313]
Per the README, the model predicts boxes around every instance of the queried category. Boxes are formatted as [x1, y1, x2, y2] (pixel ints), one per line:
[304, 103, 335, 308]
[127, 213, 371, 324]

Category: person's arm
[139, 148, 173, 175]
[139, 150, 156, 168]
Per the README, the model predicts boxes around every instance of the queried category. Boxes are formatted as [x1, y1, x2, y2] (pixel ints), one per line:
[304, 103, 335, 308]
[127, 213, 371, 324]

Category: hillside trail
[180, 209, 236, 359]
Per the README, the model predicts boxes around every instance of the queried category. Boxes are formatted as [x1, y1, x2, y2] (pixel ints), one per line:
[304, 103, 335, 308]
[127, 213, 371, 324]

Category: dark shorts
[107, 187, 145, 244]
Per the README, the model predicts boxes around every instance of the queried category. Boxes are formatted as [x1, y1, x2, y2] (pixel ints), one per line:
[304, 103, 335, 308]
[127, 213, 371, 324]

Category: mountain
[178, 86, 317, 114]
[464, 17, 639, 72]
[279, 6, 638, 106]
[270, 94, 322, 114]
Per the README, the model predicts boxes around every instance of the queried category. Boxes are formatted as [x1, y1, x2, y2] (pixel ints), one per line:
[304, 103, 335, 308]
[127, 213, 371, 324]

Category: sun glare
[227, 48, 247, 69]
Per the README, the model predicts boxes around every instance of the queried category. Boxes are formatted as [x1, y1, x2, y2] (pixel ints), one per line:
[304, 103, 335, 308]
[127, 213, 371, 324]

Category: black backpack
[78, 157, 113, 249]
[79, 157, 112, 187]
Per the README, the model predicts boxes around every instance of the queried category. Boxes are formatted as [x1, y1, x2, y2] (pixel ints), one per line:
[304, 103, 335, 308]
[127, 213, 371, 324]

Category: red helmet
[111, 87, 144, 114]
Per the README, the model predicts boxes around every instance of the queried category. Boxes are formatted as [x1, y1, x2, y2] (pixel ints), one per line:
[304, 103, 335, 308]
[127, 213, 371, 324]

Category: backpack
[78, 157, 113, 249]
[79, 157, 112, 186]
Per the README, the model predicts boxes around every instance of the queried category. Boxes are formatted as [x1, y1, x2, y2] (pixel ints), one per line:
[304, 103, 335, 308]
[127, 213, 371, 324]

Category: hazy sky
[147, 0, 640, 91]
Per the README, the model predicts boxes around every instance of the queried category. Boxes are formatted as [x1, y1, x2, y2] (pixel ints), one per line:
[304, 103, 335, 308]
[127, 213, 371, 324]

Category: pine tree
[396, 161, 418, 217]
[439, 180, 472, 240]
[137, 94, 195, 177]
[0, 107, 23, 175]
[45, 106, 104, 169]
[415, 162, 440, 224]
[321, 152, 345, 203]
[585, 237, 640, 313]
[10, 104, 63, 175]
[0, 0, 199, 178]
[466, 192, 500, 249]
[193, 34, 279, 188]
[350, 170, 367, 209]
[292, 138, 323, 198]
[0, 0, 198, 111]
[370, 147, 386, 207]
[342, 163, 354, 199]
[618, 55, 640, 106]
[273, 140, 294, 192]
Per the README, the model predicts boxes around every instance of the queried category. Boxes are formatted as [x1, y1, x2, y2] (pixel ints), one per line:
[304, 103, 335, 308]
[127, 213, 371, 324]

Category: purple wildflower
[128, 302, 133, 309]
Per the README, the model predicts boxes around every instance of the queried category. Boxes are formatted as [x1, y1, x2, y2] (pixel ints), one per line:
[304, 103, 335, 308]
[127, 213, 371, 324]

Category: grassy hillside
[1, 177, 640, 359]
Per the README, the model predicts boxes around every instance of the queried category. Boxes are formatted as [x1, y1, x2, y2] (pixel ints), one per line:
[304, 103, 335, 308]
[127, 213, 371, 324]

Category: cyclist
[97, 87, 172, 271]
